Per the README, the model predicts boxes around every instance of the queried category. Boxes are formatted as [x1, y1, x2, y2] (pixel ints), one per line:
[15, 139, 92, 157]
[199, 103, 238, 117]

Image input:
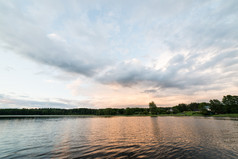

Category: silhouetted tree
[210, 99, 225, 114]
[173, 103, 188, 112]
[188, 102, 200, 111]
[125, 108, 133, 115]
[149, 101, 157, 115]
[222, 95, 238, 113]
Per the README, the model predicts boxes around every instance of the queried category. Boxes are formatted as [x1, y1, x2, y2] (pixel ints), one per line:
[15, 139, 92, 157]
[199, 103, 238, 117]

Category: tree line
[0, 95, 237, 115]
[149, 95, 238, 115]
[0, 108, 149, 116]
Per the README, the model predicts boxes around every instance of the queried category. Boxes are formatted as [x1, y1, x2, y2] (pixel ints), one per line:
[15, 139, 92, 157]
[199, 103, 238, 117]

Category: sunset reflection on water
[0, 116, 238, 158]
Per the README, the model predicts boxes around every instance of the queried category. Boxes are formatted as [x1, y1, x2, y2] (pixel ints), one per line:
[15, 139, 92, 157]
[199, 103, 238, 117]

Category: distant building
[169, 108, 173, 113]
[204, 106, 211, 111]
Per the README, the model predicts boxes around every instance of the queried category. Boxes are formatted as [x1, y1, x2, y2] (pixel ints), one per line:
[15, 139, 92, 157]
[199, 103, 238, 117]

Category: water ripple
[0, 116, 238, 159]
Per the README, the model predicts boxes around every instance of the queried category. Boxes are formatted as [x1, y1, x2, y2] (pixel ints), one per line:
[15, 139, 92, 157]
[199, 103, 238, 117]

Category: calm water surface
[0, 116, 238, 159]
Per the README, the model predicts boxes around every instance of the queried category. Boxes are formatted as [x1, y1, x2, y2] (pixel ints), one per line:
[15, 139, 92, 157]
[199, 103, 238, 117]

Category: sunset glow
[0, 0, 238, 108]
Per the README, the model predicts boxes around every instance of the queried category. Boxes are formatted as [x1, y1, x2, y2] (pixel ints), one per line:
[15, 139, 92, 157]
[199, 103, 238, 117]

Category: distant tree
[174, 103, 188, 112]
[125, 108, 134, 115]
[200, 107, 210, 115]
[222, 95, 238, 113]
[157, 108, 167, 114]
[188, 102, 200, 111]
[210, 99, 225, 114]
[143, 109, 149, 115]
[198, 102, 209, 111]
[172, 108, 180, 114]
[149, 101, 157, 115]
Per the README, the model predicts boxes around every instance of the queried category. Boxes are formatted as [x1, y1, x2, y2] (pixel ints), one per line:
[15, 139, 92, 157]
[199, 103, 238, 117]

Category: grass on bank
[97, 113, 238, 117]
[149, 112, 238, 117]
[152, 111, 203, 116]
[212, 114, 238, 117]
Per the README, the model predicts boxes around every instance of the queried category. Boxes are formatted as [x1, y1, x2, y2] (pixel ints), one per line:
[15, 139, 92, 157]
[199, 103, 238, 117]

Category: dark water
[0, 116, 238, 159]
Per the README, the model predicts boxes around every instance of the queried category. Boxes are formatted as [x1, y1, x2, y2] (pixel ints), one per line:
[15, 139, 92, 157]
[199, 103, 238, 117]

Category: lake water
[0, 116, 238, 159]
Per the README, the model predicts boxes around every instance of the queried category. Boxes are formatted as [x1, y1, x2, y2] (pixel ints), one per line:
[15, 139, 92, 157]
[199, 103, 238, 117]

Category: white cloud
[0, 0, 238, 108]
[47, 33, 66, 43]
[67, 78, 81, 96]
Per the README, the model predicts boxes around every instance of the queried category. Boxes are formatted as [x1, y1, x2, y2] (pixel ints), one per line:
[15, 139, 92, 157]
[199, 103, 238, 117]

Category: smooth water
[0, 116, 238, 159]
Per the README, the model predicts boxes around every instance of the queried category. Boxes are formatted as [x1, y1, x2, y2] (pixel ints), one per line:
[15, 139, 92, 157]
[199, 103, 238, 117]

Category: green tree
[172, 108, 179, 114]
[149, 101, 157, 115]
[188, 102, 200, 111]
[200, 107, 210, 115]
[125, 108, 133, 115]
[174, 103, 188, 112]
[222, 95, 238, 113]
[210, 99, 225, 114]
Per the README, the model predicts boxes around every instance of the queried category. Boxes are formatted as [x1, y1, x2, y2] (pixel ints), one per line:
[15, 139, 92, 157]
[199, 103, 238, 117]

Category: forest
[0, 95, 237, 116]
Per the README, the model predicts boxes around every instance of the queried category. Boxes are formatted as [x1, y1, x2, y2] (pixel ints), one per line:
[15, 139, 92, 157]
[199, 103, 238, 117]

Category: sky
[0, 0, 238, 109]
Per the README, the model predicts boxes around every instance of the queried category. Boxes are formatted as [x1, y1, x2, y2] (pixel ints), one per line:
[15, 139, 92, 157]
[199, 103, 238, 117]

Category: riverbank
[150, 112, 238, 117]
[212, 114, 238, 117]
[0, 113, 238, 118]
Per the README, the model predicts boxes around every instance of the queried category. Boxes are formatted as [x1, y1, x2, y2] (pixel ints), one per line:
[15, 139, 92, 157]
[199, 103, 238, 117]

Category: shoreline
[0, 114, 238, 118]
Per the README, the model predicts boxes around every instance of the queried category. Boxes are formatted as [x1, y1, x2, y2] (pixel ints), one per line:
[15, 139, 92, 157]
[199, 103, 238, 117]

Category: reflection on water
[0, 116, 238, 159]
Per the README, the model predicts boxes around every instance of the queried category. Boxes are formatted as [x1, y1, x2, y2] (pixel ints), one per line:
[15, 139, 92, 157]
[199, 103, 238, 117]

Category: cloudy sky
[0, 0, 238, 108]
